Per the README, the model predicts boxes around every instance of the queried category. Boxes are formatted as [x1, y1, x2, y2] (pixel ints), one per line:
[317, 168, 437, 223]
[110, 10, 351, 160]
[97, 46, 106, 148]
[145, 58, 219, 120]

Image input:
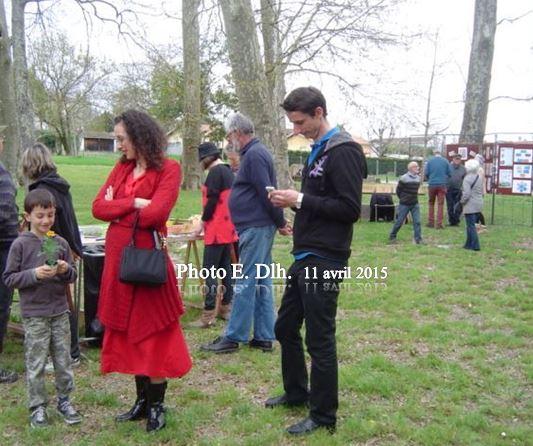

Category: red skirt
[101, 322, 192, 378]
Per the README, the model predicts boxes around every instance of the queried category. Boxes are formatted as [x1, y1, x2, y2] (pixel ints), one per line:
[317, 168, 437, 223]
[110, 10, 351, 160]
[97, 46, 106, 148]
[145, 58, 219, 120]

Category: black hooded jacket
[29, 170, 83, 256]
[293, 131, 367, 261]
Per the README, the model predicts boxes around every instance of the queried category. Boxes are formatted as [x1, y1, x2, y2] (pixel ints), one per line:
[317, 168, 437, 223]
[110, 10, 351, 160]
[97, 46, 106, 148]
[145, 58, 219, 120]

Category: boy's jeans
[23, 313, 74, 409]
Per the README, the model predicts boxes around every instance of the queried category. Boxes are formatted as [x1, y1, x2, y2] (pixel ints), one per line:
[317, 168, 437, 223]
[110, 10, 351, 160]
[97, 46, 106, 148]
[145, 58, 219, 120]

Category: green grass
[2, 154, 532, 445]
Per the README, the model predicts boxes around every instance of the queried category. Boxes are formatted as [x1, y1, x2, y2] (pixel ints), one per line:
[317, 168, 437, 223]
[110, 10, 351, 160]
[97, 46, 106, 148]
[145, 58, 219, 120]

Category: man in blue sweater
[201, 113, 291, 354]
[424, 148, 451, 229]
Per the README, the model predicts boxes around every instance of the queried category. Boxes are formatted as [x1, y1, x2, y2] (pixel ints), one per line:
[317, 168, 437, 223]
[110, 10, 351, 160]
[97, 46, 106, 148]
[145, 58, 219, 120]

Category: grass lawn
[2, 155, 532, 445]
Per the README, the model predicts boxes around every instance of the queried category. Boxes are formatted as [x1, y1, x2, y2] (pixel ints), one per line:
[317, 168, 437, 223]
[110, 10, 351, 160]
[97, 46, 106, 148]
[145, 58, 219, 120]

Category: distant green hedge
[287, 150, 413, 177]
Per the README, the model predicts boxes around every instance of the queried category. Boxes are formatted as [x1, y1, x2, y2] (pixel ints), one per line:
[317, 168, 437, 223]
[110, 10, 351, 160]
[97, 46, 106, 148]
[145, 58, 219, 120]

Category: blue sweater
[424, 155, 451, 186]
[228, 138, 284, 233]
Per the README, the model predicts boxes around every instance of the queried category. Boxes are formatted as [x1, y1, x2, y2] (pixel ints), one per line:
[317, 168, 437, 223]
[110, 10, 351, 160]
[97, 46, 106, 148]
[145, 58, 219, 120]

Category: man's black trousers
[275, 256, 343, 426]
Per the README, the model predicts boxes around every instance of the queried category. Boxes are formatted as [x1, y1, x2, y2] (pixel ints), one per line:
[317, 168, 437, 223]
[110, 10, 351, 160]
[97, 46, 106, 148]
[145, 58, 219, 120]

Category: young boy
[2, 189, 81, 428]
[388, 161, 424, 244]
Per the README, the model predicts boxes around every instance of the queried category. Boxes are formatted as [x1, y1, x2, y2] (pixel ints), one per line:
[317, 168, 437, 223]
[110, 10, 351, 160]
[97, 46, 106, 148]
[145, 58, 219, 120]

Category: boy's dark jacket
[293, 131, 367, 261]
[29, 170, 83, 256]
[3, 232, 77, 318]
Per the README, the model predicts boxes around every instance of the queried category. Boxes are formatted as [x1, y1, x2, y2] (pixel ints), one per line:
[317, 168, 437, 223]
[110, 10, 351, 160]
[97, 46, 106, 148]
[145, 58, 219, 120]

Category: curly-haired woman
[92, 110, 192, 432]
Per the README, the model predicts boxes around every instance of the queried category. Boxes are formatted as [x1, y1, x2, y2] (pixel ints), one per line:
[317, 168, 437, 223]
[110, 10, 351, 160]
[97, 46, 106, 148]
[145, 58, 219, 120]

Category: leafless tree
[29, 32, 112, 154]
[459, 0, 497, 144]
[0, 0, 21, 175]
[182, 0, 203, 190]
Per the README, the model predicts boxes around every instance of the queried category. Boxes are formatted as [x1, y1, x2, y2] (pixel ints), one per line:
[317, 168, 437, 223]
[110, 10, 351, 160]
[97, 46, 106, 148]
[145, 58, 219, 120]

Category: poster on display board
[512, 179, 531, 194]
[513, 164, 532, 179]
[514, 148, 533, 164]
[499, 170, 512, 188]
[499, 147, 514, 167]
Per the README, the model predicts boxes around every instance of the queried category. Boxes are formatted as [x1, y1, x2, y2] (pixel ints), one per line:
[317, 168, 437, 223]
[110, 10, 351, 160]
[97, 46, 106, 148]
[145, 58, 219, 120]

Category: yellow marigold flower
[46, 230, 56, 237]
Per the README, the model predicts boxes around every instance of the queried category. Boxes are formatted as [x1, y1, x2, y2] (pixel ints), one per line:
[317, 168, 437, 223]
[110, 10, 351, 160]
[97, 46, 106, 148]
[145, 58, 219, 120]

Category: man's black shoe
[286, 417, 335, 436]
[200, 336, 238, 353]
[249, 339, 273, 352]
[264, 394, 308, 409]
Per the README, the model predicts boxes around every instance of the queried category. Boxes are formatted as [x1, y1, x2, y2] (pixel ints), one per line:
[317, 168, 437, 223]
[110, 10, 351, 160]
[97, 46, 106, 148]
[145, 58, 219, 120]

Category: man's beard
[230, 138, 241, 152]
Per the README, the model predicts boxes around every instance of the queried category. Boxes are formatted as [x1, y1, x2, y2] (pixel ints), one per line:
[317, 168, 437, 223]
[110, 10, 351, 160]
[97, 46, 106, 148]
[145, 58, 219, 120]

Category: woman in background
[21, 143, 83, 368]
[92, 109, 192, 432]
[461, 159, 484, 251]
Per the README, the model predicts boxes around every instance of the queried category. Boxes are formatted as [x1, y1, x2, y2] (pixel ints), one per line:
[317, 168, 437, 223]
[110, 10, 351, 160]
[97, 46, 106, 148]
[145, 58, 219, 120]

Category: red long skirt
[100, 322, 192, 378]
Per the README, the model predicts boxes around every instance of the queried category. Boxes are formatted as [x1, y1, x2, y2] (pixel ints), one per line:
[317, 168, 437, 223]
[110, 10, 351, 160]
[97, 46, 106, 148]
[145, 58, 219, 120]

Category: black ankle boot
[146, 381, 167, 432]
[116, 375, 149, 422]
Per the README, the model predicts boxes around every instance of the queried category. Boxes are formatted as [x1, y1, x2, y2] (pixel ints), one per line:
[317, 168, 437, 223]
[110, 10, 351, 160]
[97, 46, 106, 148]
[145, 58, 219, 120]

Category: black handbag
[119, 214, 167, 286]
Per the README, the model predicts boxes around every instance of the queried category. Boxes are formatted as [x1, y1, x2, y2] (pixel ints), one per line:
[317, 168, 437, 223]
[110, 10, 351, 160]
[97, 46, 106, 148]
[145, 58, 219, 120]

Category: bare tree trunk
[260, 0, 291, 188]
[0, 0, 21, 175]
[11, 0, 35, 151]
[219, 0, 275, 147]
[423, 32, 439, 152]
[181, 0, 202, 190]
[459, 0, 497, 144]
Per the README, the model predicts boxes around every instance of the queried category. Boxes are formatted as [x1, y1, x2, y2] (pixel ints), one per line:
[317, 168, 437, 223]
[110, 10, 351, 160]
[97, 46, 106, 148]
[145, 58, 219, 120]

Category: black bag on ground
[119, 213, 167, 286]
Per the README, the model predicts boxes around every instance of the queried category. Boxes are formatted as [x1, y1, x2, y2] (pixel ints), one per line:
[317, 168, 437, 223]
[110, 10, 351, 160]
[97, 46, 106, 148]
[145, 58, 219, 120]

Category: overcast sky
[20, 0, 533, 141]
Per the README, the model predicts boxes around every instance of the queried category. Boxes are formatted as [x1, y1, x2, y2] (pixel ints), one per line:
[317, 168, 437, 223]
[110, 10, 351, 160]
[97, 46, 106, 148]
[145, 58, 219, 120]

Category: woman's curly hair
[114, 110, 167, 170]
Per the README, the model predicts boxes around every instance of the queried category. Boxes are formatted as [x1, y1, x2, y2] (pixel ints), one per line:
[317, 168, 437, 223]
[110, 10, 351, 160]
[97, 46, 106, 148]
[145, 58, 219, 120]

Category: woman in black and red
[192, 142, 238, 328]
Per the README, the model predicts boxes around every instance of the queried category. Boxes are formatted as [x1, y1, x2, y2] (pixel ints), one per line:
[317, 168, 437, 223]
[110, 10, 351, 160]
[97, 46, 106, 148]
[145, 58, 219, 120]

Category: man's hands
[278, 223, 293, 236]
[269, 189, 299, 208]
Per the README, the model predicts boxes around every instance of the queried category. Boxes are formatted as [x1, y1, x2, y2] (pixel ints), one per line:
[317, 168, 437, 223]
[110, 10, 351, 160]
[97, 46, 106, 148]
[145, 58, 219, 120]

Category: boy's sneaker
[0, 368, 18, 384]
[57, 398, 82, 425]
[71, 357, 81, 368]
[30, 405, 48, 428]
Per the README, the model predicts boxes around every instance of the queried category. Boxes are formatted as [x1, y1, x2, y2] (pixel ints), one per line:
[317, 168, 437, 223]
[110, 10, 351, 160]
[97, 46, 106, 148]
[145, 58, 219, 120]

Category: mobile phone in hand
[265, 186, 276, 193]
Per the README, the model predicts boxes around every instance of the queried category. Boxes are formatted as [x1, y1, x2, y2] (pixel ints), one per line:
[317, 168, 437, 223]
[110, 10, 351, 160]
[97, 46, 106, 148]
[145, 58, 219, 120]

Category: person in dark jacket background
[388, 161, 423, 244]
[0, 135, 20, 384]
[21, 143, 83, 367]
[446, 154, 466, 226]
[269, 87, 367, 436]
[191, 142, 238, 328]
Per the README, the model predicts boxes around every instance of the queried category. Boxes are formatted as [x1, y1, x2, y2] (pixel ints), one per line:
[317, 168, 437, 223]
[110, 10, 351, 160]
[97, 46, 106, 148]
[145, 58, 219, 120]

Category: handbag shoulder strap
[470, 174, 479, 189]
[129, 212, 165, 251]
[129, 212, 140, 247]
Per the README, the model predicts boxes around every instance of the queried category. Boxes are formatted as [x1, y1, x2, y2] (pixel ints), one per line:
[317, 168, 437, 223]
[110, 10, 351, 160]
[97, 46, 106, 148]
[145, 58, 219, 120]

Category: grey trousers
[23, 313, 74, 409]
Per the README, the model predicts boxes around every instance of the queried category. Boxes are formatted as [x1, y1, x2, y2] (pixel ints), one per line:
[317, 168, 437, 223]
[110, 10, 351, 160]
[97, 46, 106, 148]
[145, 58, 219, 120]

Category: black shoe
[0, 368, 18, 384]
[200, 336, 239, 353]
[116, 375, 149, 422]
[286, 417, 335, 436]
[146, 381, 167, 432]
[249, 339, 273, 352]
[265, 394, 308, 409]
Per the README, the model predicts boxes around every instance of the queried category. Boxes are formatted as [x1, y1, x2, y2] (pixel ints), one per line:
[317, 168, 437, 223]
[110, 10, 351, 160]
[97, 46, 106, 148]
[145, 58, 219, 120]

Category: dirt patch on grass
[513, 238, 533, 250]
[494, 276, 523, 292]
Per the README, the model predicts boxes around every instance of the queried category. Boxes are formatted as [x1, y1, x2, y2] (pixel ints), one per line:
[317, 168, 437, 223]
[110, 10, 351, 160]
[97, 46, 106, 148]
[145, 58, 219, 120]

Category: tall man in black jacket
[269, 87, 367, 435]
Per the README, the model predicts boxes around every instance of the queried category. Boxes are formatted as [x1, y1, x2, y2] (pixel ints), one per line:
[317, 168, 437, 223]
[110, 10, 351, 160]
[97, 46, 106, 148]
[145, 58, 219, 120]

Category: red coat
[92, 159, 184, 344]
